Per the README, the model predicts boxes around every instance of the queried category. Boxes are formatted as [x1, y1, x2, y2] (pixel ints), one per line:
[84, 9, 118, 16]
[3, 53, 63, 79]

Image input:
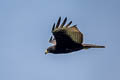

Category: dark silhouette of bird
[45, 17, 105, 54]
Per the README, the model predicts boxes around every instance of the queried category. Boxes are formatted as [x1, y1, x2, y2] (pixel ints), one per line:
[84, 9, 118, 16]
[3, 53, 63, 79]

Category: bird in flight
[45, 17, 105, 54]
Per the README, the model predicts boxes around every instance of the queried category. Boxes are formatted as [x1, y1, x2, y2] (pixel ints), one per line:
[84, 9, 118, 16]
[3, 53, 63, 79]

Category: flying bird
[45, 17, 105, 54]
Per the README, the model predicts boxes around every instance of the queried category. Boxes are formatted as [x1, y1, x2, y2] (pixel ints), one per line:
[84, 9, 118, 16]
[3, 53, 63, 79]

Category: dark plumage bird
[45, 17, 105, 54]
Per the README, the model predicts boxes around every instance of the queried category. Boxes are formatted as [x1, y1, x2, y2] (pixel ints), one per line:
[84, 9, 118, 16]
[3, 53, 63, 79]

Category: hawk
[45, 17, 105, 54]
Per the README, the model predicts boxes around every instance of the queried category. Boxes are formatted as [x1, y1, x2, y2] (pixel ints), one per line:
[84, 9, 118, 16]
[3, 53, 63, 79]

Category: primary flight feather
[45, 17, 105, 54]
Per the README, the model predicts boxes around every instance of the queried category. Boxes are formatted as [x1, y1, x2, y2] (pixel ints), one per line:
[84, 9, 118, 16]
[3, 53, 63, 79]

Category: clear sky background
[0, 0, 120, 80]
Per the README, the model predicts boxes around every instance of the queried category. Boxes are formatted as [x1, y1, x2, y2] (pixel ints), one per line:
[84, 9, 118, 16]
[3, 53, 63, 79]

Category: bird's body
[47, 43, 83, 54]
[45, 17, 105, 54]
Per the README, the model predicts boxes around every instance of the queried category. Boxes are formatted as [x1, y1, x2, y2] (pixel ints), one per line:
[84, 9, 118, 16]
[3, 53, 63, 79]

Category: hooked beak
[45, 50, 48, 55]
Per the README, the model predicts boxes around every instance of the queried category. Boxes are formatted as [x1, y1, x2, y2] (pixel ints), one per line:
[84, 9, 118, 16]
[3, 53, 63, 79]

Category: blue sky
[0, 0, 120, 80]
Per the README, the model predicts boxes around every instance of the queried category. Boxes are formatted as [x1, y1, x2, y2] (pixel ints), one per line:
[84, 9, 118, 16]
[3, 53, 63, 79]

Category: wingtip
[52, 23, 55, 31]
[60, 17, 67, 28]
[56, 17, 61, 28]
[66, 21, 72, 28]
[59, 16, 61, 19]
[65, 17, 67, 20]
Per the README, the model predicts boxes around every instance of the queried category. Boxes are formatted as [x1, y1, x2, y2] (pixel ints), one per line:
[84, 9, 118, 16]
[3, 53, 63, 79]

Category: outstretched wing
[51, 17, 83, 47]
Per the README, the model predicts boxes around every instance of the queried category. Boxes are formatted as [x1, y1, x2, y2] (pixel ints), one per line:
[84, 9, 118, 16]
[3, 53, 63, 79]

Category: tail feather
[82, 44, 105, 49]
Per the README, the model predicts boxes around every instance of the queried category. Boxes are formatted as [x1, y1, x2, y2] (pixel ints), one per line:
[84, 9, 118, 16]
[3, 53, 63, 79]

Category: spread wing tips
[56, 17, 61, 28]
[66, 21, 72, 28]
[60, 17, 67, 28]
[52, 23, 55, 31]
[52, 17, 73, 32]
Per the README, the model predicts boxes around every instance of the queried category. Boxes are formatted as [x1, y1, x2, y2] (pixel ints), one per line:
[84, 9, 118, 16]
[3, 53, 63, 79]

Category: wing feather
[65, 21, 72, 28]
[51, 17, 83, 47]
[56, 17, 61, 28]
[60, 17, 67, 28]
[52, 23, 55, 32]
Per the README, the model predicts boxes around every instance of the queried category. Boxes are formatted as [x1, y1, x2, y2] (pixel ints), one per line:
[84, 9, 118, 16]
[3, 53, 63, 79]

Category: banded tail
[82, 44, 105, 49]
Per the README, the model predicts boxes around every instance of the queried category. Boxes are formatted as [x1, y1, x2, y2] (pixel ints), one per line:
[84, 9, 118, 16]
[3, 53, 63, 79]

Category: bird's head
[45, 46, 56, 55]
